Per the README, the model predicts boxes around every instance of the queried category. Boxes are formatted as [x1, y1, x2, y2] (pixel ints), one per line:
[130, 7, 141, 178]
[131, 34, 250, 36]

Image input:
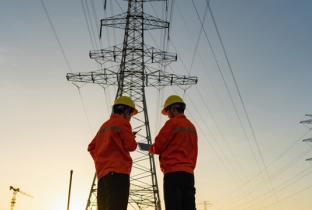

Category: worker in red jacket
[88, 96, 138, 210]
[150, 95, 198, 210]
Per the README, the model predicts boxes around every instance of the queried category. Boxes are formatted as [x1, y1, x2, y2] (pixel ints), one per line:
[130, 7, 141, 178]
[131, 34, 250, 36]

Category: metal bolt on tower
[66, 0, 198, 209]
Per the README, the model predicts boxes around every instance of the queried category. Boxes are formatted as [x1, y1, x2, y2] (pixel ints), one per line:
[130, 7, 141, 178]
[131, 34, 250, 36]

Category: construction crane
[9, 186, 33, 210]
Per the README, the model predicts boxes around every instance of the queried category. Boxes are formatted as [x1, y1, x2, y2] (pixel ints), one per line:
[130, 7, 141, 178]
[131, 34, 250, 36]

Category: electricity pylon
[300, 114, 312, 161]
[198, 201, 212, 210]
[66, 0, 198, 209]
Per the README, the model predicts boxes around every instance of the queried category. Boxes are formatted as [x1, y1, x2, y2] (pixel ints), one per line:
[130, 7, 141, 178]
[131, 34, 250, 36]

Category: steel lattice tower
[66, 0, 197, 209]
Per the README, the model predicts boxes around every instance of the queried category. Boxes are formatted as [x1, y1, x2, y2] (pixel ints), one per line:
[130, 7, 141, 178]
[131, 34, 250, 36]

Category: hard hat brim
[161, 108, 168, 115]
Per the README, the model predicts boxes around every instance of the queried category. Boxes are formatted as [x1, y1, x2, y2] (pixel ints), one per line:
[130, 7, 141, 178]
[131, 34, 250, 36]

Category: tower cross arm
[89, 45, 123, 64]
[145, 70, 198, 87]
[142, 13, 169, 30]
[300, 119, 312, 124]
[145, 46, 177, 65]
[101, 13, 169, 30]
[100, 12, 128, 29]
[302, 138, 312, 142]
[66, 68, 118, 86]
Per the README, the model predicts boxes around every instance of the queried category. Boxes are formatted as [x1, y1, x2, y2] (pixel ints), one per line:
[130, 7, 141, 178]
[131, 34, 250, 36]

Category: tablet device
[138, 142, 151, 151]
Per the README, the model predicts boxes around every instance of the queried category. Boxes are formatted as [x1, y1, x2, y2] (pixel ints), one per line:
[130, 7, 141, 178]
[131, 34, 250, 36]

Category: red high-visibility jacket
[88, 114, 137, 179]
[150, 114, 198, 174]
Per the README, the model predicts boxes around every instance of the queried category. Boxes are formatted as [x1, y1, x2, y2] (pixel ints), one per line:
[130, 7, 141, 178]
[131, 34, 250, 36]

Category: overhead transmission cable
[169, 86, 242, 186]
[187, 0, 281, 207]
[109, 0, 117, 46]
[184, 93, 246, 185]
[81, 0, 97, 49]
[83, 0, 101, 49]
[167, 64, 244, 186]
[39, 0, 94, 133]
[237, 165, 312, 210]
[83, 0, 115, 119]
[258, 178, 312, 210]
[228, 129, 312, 203]
[189, 0, 210, 75]
[167, 2, 248, 184]
[39, 0, 73, 73]
[90, 0, 104, 49]
[203, 0, 280, 207]
[231, 147, 312, 210]
[185, 1, 247, 181]
[190, 0, 261, 180]
[190, 0, 256, 158]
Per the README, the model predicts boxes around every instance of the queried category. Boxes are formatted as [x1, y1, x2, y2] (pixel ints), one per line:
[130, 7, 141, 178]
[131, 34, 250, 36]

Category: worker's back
[155, 114, 198, 174]
[88, 114, 137, 179]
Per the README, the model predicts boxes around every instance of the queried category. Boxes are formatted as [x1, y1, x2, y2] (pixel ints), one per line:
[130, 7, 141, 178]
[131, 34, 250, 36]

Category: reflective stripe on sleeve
[173, 127, 197, 136]
[98, 125, 121, 134]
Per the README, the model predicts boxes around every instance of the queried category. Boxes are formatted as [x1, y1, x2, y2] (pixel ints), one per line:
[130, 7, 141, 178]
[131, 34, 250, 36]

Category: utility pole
[300, 114, 312, 161]
[67, 170, 73, 210]
[66, 0, 197, 209]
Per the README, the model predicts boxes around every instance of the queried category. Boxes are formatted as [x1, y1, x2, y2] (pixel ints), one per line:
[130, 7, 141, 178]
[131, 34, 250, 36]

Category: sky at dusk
[1, 0, 312, 210]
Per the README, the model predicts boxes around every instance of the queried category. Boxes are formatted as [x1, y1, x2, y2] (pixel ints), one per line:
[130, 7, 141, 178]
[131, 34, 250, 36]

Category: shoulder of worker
[97, 114, 129, 132]
[111, 113, 132, 128]
[170, 114, 188, 123]
[172, 114, 196, 128]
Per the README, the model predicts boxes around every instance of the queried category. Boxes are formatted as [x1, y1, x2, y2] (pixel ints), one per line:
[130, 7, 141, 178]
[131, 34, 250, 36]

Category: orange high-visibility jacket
[88, 114, 137, 179]
[150, 114, 198, 174]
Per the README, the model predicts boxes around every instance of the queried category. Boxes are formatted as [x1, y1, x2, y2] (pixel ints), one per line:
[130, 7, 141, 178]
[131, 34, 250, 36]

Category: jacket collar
[110, 113, 127, 122]
[171, 113, 186, 119]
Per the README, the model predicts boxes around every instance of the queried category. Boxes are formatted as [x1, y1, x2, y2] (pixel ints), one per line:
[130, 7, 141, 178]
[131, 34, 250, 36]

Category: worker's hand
[132, 129, 141, 136]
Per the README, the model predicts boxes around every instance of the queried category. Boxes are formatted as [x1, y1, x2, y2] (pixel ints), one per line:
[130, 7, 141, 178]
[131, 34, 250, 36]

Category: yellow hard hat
[162, 95, 185, 115]
[114, 96, 138, 115]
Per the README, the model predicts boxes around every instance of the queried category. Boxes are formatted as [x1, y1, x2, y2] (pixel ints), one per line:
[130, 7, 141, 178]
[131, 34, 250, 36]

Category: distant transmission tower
[300, 114, 312, 161]
[66, 0, 197, 209]
[198, 201, 212, 210]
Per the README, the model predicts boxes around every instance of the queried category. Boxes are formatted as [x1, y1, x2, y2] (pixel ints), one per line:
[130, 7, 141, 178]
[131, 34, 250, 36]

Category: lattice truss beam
[66, 69, 198, 88]
[89, 44, 177, 66]
[100, 11, 169, 31]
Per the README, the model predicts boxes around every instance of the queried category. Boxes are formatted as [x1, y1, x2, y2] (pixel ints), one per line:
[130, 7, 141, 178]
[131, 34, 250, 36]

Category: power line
[39, 0, 73, 73]
[237, 165, 312, 210]
[228, 129, 312, 205]
[191, 0, 262, 181]
[81, 0, 98, 50]
[165, 3, 251, 185]
[203, 0, 280, 207]
[185, 93, 245, 185]
[40, 0, 99, 138]
[189, 0, 210, 74]
[83, 0, 101, 49]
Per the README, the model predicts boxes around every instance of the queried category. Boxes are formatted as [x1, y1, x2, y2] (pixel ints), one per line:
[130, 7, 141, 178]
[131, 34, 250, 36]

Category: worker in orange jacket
[88, 96, 138, 210]
[150, 95, 198, 210]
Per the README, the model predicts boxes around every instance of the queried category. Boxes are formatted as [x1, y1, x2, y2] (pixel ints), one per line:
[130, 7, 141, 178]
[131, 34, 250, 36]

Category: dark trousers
[97, 173, 130, 210]
[164, 171, 196, 210]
